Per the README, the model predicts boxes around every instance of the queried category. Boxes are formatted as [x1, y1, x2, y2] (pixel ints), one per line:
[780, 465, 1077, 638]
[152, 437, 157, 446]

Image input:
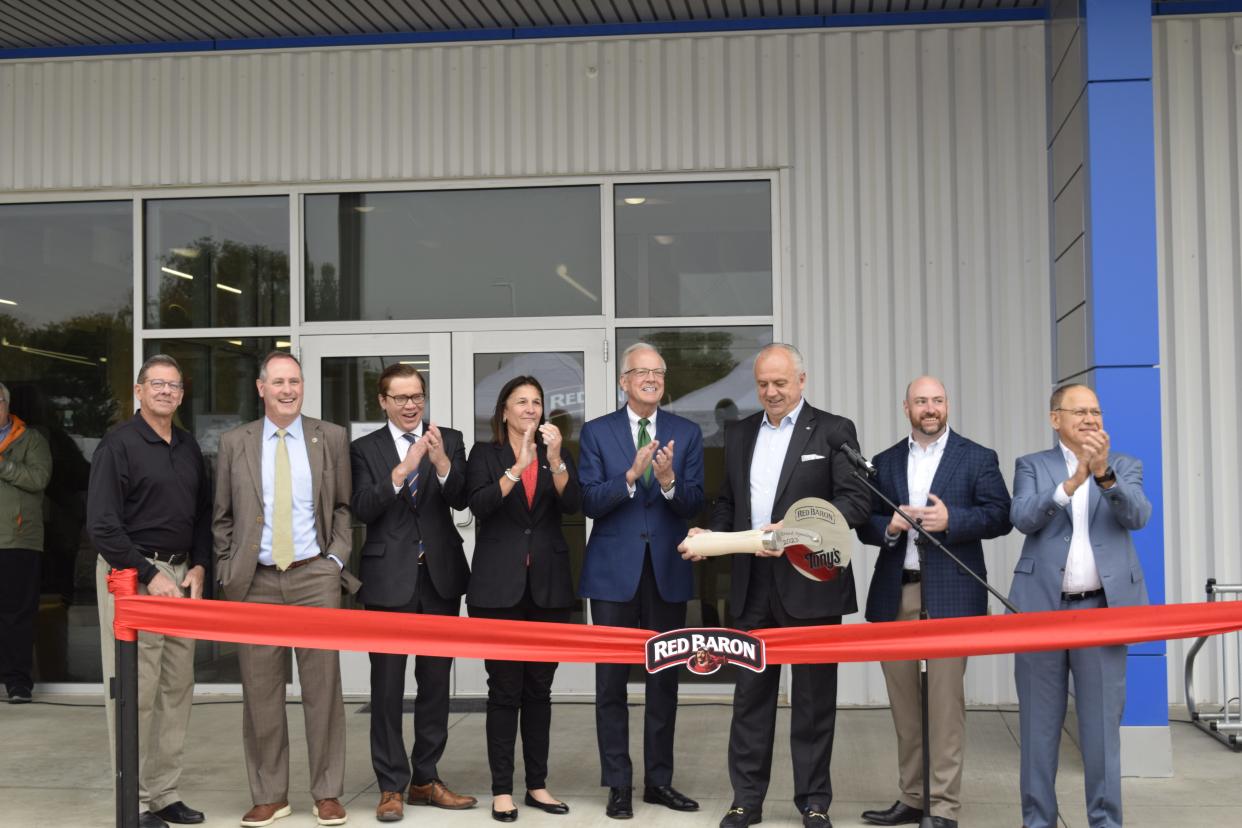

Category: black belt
[901, 569, 921, 585]
[139, 548, 188, 566]
[1061, 588, 1104, 602]
[258, 556, 318, 571]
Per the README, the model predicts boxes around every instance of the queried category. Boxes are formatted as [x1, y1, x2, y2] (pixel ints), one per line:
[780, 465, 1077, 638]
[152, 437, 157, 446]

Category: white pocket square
[801, 453, 825, 461]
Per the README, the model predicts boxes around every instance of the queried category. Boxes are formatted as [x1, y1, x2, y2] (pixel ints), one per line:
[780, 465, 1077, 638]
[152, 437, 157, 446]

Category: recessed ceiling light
[161, 266, 194, 280]
[353, 205, 376, 213]
[216, 283, 242, 295]
[0, 298, 16, 306]
[623, 197, 646, 205]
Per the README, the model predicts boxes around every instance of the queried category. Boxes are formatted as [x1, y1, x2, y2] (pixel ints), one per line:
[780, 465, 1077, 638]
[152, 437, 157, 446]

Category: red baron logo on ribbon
[645, 628, 766, 676]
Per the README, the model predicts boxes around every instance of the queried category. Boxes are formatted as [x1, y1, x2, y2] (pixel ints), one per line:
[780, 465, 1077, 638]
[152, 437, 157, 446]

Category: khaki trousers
[880, 582, 968, 821]
[97, 557, 197, 813]
[238, 558, 345, 804]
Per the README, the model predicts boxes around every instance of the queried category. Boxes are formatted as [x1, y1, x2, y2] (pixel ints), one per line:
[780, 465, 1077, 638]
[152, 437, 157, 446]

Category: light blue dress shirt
[259, 416, 324, 566]
[749, 397, 806, 530]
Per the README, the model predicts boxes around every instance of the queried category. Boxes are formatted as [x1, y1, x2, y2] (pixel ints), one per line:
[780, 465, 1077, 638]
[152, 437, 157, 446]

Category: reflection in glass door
[452, 330, 608, 697]
[301, 333, 453, 696]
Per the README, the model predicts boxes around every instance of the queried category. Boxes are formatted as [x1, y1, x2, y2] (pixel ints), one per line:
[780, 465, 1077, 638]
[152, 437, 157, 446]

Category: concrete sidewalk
[2, 696, 1237, 827]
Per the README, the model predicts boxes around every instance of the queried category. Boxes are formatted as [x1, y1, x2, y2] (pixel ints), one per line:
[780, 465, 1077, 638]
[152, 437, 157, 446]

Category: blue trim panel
[1124, 653, 1170, 726]
[1085, 0, 1152, 81]
[1154, 0, 1242, 14]
[1085, 84, 1159, 367]
[0, 10, 1046, 61]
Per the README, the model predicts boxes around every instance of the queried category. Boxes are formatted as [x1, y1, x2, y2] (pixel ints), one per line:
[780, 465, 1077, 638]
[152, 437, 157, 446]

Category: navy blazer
[465, 441, 582, 610]
[350, 422, 470, 608]
[858, 430, 1012, 622]
[1007, 448, 1151, 613]
[710, 403, 871, 619]
[577, 407, 705, 603]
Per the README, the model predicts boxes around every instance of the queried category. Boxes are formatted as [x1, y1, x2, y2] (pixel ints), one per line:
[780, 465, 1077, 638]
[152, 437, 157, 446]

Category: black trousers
[0, 548, 40, 693]
[729, 557, 840, 814]
[468, 584, 571, 796]
[590, 549, 686, 788]
[367, 570, 462, 793]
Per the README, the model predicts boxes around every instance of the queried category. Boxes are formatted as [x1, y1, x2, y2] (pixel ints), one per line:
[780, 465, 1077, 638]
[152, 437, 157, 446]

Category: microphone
[834, 439, 877, 477]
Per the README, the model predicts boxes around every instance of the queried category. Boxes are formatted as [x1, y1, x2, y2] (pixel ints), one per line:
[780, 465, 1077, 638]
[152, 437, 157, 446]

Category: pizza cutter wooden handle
[682, 529, 767, 557]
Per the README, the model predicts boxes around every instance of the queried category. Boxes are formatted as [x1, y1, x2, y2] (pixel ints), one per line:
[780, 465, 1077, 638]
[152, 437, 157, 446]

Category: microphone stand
[840, 445, 1016, 828]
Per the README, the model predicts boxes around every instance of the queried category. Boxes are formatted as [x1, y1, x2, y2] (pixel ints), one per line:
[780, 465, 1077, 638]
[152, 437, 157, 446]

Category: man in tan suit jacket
[213, 351, 359, 828]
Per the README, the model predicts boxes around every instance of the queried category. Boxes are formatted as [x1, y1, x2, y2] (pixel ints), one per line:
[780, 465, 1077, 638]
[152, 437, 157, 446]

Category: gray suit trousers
[1014, 594, 1126, 828]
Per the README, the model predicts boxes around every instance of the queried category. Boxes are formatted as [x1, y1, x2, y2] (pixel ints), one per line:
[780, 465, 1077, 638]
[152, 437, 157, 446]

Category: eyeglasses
[384, 393, 426, 406]
[145, 380, 184, 392]
[623, 368, 667, 379]
[1054, 407, 1103, 418]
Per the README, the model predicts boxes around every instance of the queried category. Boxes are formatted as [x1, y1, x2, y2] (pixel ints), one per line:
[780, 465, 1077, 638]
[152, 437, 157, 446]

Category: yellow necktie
[273, 429, 294, 570]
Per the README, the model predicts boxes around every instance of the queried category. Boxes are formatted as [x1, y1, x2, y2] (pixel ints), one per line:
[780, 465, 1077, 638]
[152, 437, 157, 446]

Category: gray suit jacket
[1007, 447, 1151, 612]
[212, 415, 361, 601]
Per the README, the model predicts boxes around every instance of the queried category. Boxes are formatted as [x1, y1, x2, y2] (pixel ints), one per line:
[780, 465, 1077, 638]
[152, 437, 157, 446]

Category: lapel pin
[312, 437, 319, 443]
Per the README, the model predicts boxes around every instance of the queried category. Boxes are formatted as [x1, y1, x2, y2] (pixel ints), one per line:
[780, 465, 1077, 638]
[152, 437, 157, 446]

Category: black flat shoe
[491, 806, 518, 822]
[524, 792, 569, 815]
[644, 785, 699, 812]
[154, 801, 205, 825]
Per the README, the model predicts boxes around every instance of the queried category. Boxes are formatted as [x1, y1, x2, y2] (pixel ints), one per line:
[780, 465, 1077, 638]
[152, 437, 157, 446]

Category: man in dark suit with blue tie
[578, 343, 705, 819]
[857, 377, 1012, 828]
[349, 363, 477, 822]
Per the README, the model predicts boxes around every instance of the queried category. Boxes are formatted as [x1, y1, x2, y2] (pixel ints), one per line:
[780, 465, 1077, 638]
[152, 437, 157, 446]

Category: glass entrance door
[301, 332, 453, 696]
[451, 329, 608, 697]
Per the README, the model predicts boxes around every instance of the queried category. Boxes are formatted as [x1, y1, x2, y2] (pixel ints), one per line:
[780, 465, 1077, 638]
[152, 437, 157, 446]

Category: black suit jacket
[465, 441, 582, 610]
[350, 422, 470, 607]
[710, 402, 871, 619]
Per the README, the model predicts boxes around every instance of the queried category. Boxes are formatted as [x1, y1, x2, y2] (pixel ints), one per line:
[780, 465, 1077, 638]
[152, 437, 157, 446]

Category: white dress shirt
[1052, 441, 1102, 592]
[902, 427, 950, 570]
[259, 416, 325, 566]
[749, 398, 805, 530]
[387, 420, 450, 494]
[625, 406, 675, 500]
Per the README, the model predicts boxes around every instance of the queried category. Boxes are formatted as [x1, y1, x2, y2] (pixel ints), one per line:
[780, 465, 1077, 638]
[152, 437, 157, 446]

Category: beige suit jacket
[212, 415, 361, 601]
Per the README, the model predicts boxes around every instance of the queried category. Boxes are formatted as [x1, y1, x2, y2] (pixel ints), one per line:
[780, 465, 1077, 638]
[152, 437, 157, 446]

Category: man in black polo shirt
[89, 354, 211, 828]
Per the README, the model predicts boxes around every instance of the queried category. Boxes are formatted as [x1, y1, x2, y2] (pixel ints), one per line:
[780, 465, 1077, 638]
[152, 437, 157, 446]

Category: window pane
[142, 337, 291, 682]
[146, 196, 290, 329]
[0, 200, 134, 683]
[305, 187, 602, 321]
[615, 181, 772, 318]
[616, 326, 772, 638]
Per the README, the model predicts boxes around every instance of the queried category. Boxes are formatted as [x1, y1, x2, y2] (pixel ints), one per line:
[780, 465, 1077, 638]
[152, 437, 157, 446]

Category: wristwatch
[660, 476, 676, 493]
[1094, 466, 1117, 486]
[550, 462, 568, 474]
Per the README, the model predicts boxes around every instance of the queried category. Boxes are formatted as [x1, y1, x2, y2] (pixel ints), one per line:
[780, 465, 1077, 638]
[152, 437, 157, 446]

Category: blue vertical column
[1047, 1, 1169, 774]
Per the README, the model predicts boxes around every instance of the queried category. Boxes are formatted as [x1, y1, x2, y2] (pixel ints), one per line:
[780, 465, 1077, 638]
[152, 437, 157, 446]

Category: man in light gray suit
[214, 351, 360, 828]
[1008, 383, 1152, 828]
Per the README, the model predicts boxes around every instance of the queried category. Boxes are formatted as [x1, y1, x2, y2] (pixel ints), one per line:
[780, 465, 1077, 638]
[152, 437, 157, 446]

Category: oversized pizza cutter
[681, 497, 853, 581]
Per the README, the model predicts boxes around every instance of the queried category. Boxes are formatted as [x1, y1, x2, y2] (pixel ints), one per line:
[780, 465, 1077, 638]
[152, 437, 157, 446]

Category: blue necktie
[402, 433, 419, 497]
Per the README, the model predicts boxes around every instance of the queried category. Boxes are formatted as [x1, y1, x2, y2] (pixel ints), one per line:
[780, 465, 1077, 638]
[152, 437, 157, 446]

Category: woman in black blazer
[466, 375, 581, 822]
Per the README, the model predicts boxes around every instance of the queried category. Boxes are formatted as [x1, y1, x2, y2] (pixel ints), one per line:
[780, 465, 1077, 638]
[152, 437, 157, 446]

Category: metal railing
[1184, 578, 1242, 751]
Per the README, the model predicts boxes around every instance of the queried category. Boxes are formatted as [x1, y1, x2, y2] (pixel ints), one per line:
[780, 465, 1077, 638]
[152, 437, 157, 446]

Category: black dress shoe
[491, 806, 518, 822]
[860, 801, 923, 826]
[7, 686, 31, 704]
[523, 792, 569, 815]
[154, 801, 205, 824]
[930, 818, 957, 828]
[606, 787, 633, 819]
[138, 812, 169, 828]
[802, 807, 833, 827]
[720, 804, 763, 827]
[643, 785, 699, 812]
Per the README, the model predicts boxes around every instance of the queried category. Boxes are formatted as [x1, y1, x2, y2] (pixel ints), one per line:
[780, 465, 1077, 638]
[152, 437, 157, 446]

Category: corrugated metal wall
[1154, 15, 1242, 706]
[0, 24, 1051, 704]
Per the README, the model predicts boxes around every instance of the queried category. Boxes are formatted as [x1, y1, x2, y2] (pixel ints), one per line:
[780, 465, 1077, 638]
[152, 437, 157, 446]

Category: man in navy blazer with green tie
[578, 343, 705, 819]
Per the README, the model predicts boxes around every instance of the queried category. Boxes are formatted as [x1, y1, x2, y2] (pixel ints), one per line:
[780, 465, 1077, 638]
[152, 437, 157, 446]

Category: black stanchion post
[114, 618, 140, 828]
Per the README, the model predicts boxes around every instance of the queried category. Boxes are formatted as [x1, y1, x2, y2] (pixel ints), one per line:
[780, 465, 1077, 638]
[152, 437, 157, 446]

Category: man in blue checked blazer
[1008, 383, 1151, 828]
[857, 376, 1012, 828]
[578, 342, 705, 819]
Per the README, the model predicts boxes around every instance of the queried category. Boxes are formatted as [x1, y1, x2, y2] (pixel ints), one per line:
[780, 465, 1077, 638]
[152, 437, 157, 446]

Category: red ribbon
[107, 570, 1242, 664]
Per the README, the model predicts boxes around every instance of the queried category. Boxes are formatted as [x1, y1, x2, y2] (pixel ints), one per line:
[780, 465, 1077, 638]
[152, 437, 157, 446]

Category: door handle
[455, 509, 473, 528]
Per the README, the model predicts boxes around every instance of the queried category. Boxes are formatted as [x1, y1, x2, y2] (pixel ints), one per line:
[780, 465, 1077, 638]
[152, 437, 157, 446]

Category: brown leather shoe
[312, 798, 347, 826]
[375, 791, 403, 822]
[408, 779, 478, 810]
[240, 802, 291, 828]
